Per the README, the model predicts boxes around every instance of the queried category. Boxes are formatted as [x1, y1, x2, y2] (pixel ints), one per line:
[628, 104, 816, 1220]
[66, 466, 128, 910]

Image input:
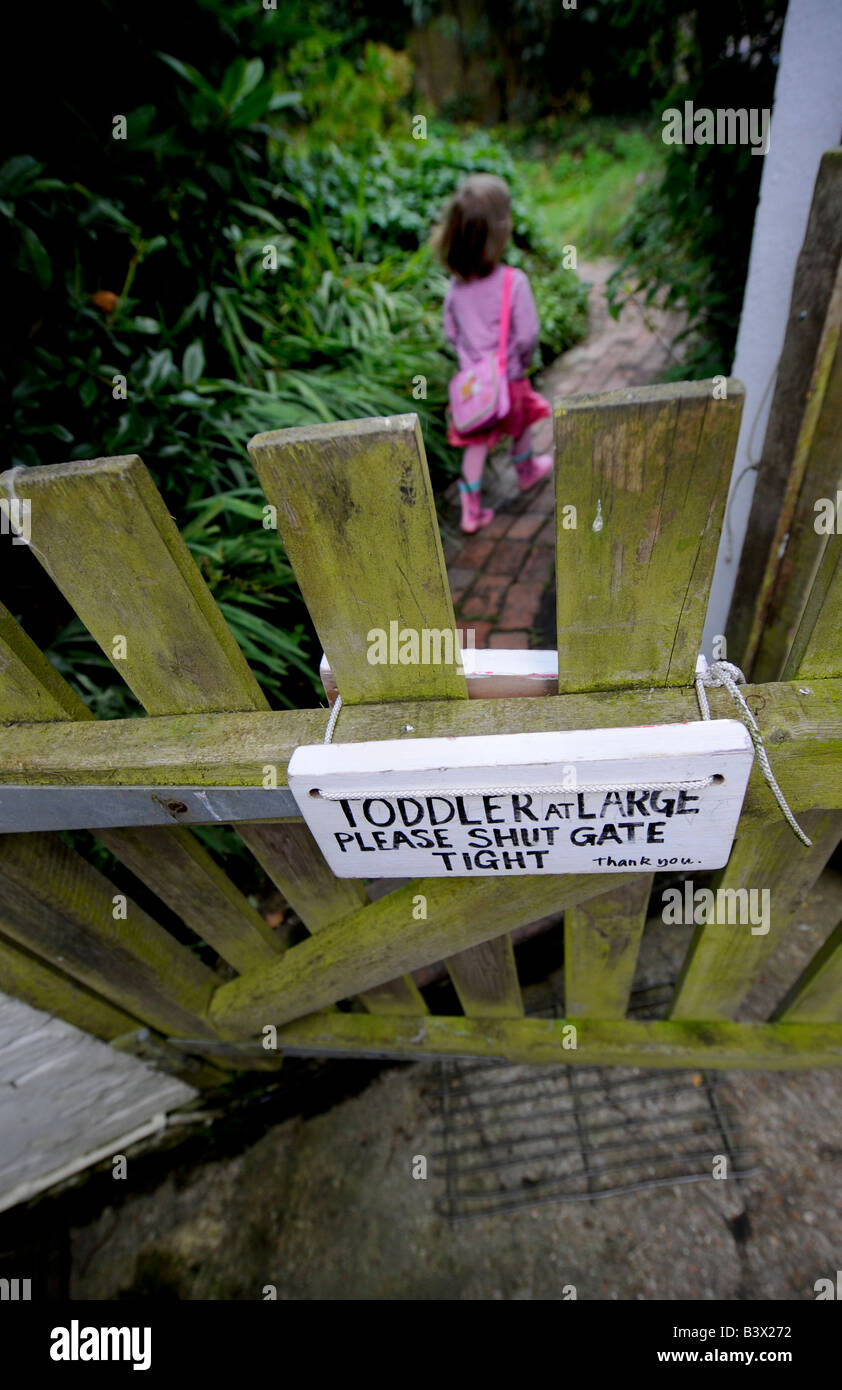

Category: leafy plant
[606, 2, 788, 378]
[2, 1, 590, 726]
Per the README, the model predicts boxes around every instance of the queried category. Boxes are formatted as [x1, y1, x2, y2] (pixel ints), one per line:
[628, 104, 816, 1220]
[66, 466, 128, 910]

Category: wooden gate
[1, 379, 841, 1081]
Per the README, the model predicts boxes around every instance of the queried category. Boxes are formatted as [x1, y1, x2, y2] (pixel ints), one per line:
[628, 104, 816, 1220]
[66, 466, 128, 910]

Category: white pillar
[702, 0, 842, 655]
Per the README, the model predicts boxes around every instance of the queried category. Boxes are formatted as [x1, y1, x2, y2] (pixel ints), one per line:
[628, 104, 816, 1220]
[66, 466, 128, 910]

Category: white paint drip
[193, 790, 222, 821]
[592, 499, 603, 532]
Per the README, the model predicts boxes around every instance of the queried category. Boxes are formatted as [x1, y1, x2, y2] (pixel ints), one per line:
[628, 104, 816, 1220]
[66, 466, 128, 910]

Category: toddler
[434, 173, 553, 534]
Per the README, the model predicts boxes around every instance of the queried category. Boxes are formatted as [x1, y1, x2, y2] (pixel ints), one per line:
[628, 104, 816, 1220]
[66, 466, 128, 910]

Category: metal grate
[430, 985, 759, 1222]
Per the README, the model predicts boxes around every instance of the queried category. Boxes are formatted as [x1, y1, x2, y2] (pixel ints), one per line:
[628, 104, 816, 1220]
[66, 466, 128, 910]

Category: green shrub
[2, 7, 589, 723]
[606, 3, 787, 378]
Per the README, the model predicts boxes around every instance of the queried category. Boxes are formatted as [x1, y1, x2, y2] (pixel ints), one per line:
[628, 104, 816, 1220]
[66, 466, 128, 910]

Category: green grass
[513, 122, 665, 260]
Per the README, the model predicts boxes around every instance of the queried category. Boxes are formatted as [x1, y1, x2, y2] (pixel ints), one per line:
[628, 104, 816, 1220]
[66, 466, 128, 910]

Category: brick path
[441, 260, 685, 649]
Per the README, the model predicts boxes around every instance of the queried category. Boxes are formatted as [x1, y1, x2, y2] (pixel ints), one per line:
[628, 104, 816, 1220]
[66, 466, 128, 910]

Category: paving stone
[461, 593, 498, 619]
[452, 535, 495, 569]
[472, 573, 511, 605]
[480, 514, 514, 539]
[442, 255, 685, 634]
[488, 630, 530, 649]
[484, 539, 530, 575]
[447, 567, 475, 595]
[456, 620, 492, 649]
[498, 582, 545, 630]
[507, 513, 546, 540]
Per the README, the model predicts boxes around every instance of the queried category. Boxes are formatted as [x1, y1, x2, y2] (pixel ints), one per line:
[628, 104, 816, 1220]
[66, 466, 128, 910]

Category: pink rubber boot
[459, 480, 495, 534]
[515, 453, 553, 492]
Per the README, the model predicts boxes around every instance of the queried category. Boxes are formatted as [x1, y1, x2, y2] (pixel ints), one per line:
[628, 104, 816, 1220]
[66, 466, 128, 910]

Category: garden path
[442, 259, 687, 648]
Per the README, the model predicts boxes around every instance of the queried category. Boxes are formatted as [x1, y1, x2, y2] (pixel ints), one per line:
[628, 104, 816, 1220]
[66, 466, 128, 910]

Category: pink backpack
[447, 266, 513, 434]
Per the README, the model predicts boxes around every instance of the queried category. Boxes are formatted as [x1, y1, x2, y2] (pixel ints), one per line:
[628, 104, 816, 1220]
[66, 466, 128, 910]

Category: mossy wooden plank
[358, 975, 428, 1015]
[444, 937, 523, 1018]
[781, 531, 842, 681]
[0, 833, 218, 1037]
[772, 919, 842, 1022]
[0, 471, 381, 994]
[242, 821, 368, 1011]
[243, 799, 424, 1015]
[248, 415, 467, 705]
[564, 876, 653, 1018]
[251, 415, 485, 1015]
[554, 381, 743, 692]
[0, 605, 283, 974]
[209, 872, 632, 1038]
[94, 826, 281, 974]
[0, 457, 265, 714]
[268, 1011, 842, 1070]
[738, 161, 842, 680]
[752, 287, 842, 679]
[110, 1030, 233, 1089]
[2, 682, 840, 832]
[670, 813, 842, 1021]
[243, 821, 367, 929]
[0, 929, 139, 1040]
[0, 600, 90, 721]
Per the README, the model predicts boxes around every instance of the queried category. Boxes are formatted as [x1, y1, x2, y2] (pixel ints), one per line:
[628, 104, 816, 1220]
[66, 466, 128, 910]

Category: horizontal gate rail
[0, 384, 840, 1077]
[254, 1013, 842, 1070]
[0, 680, 838, 827]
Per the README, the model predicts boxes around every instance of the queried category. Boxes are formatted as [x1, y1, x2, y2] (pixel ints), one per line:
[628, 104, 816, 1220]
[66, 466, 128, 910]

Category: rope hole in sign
[317, 657, 811, 844]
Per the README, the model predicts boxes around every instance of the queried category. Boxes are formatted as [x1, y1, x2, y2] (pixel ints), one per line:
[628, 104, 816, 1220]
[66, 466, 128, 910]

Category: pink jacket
[443, 263, 540, 381]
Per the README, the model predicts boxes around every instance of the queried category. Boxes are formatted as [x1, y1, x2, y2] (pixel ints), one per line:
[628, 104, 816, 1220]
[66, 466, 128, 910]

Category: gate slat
[0, 929, 139, 1040]
[249, 415, 520, 1019]
[248, 416, 465, 706]
[444, 937, 523, 1018]
[747, 235, 842, 681]
[210, 872, 633, 1038]
[551, 386, 741, 1012]
[271, 1012, 842, 1069]
[0, 834, 218, 1037]
[0, 456, 266, 714]
[0, 462, 399, 1010]
[0, 603, 237, 1072]
[0, 600, 282, 974]
[93, 826, 282, 975]
[244, 821, 422, 1013]
[0, 600, 92, 720]
[564, 877, 653, 1018]
[242, 822, 367, 930]
[781, 531, 842, 680]
[554, 381, 743, 693]
[670, 813, 842, 1020]
[773, 919, 842, 1022]
[1, 681, 839, 825]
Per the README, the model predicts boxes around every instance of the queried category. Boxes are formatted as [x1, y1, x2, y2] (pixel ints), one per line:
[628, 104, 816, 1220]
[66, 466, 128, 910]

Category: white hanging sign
[288, 720, 754, 878]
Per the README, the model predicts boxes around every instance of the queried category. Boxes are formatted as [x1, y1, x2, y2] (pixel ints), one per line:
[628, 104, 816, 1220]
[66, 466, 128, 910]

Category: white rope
[313, 776, 714, 801]
[321, 692, 712, 797]
[321, 658, 811, 847]
[324, 693, 343, 744]
[694, 656, 811, 847]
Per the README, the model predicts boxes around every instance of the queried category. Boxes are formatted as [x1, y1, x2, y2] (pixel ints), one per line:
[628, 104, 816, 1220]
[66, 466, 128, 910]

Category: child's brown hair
[432, 173, 512, 281]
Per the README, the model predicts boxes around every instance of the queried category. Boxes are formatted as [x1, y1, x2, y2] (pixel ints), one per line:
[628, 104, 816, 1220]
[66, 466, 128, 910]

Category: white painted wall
[702, 0, 842, 655]
[0, 993, 195, 1213]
